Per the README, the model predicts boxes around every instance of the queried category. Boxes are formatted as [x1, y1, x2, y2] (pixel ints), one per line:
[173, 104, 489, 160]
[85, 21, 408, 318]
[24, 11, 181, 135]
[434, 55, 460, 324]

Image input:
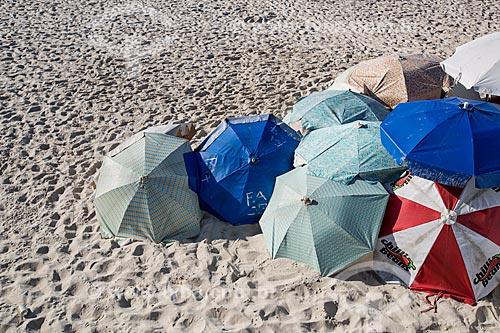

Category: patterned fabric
[295, 122, 406, 184]
[401, 54, 447, 102]
[346, 54, 447, 109]
[259, 167, 389, 276]
[284, 90, 389, 132]
[95, 133, 201, 243]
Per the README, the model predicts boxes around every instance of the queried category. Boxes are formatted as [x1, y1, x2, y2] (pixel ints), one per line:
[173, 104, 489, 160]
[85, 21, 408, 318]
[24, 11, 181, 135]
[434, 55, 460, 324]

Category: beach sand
[1, 0, 500, 331]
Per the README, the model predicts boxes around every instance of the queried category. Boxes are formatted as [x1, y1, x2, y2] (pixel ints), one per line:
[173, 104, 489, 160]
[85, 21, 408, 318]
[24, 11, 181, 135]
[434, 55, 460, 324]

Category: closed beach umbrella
[95, 133, 201, 243]
[329, 54, 447, 109]
[380, 97, 500, 188]
[373, 174, 500, 305]
[259, 167, 389, 276]
[184, 114, 300, 225]
[284, 90, 389, 133]
[295, 121, 406, 184]
[441, 32, 500, 96]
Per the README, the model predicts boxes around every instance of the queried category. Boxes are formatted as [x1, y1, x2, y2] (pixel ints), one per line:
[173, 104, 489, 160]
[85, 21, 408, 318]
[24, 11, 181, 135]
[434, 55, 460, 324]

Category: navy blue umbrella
[184, 114, 301, 225]
[381, 97, 500, 188]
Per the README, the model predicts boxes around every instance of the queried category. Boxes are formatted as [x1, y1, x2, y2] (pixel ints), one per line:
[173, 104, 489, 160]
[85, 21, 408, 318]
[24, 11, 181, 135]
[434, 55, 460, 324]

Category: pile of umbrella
[262, 31, 500, 306]
[93, 32, 500, 307]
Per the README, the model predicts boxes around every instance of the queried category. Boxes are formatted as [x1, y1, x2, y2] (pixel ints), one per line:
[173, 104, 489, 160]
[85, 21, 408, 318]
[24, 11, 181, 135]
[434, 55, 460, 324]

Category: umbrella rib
[225, 122, 253, 156]
[387, 109, 462, 164]
[302, 131, 348, 162]
[290, 92, 339, 122]
[95, 183, 139, 234]
[210, 156, 249, 183]
[148, 179, 200, 223]
[310, 206, 371, 270]
[114, 187, 151, 239]
[95, 179, 139, 200]
[146, 141, 191, 178]
[310, 203, 363, 246]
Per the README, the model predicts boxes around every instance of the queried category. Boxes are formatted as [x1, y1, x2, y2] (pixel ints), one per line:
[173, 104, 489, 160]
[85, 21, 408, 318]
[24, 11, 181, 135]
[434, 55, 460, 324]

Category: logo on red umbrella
[380, 240, 416, 271]
[473, 254, 500, 287]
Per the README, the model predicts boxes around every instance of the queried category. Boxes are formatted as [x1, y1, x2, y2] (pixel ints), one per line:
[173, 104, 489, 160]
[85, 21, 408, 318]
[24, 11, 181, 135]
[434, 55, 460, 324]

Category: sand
[1, 0, 500, 331]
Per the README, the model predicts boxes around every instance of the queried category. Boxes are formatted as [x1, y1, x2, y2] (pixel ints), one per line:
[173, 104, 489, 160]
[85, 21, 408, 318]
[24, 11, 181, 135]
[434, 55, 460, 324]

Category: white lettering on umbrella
[246, 192, 254, 206]
[201, 171, 211, 183]
[205, 157, 217, 171]
[256, 191, 268, 201]
[246, 191, 269, 216]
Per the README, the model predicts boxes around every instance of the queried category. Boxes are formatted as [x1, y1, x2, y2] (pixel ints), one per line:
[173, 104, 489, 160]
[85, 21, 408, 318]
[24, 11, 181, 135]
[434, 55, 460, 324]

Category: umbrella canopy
[328, 66, 363, 93]
[259, 167, 389, 276]
[295, 121, 406, 184]
[441, 32, 500, 96]
[92, 123, 196, 189]
[380, 97, 500, 188]
[184, 114, 301, 225]
[373, 174, 500, 305]
[329, 54, 448, 109]
[109, 123, 196, 157]
[95, 133, 201, 243]
[284, 90, 389, 133]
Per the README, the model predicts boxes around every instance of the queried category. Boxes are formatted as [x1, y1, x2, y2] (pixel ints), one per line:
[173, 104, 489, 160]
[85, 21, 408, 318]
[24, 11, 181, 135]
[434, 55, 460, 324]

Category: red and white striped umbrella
[374, 175, 500, 305]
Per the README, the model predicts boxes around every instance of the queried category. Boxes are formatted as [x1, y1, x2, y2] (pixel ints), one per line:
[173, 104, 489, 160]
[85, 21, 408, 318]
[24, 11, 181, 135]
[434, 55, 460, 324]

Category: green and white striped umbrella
[259, 167, 389, 276]
[95, 133, 201, 243]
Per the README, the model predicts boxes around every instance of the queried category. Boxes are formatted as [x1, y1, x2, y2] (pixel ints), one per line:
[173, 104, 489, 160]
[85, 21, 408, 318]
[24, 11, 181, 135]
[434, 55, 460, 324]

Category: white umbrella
[441, 32, 500, 96]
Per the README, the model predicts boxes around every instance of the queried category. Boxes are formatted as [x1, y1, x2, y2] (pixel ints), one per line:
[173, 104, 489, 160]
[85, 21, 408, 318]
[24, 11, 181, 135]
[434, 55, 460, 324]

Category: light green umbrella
[259, 167, 389, 276]
[285, 90, 389, 132]
[295, 121, 406, 184]
[95, 133, 201, 243]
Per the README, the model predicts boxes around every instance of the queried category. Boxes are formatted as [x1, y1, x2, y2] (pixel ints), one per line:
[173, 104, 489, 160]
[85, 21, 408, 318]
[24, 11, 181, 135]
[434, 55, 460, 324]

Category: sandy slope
[1, 0, 500, 331]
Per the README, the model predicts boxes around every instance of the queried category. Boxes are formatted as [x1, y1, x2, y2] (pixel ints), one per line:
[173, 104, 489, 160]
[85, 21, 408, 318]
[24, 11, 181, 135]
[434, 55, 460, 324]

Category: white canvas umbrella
[441, 32, 500, 96]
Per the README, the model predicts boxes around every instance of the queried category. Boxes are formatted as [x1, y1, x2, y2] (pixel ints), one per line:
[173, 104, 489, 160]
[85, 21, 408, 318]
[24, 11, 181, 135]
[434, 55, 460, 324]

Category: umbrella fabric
[441, 32, 500, 95]
[380, 97, 500, 188]
[95, 133, 201, 243]
[331, 54, 448, 109]
[284, 90, 389, 133]
[92, 123, 196, 189]
[328, 66, 363, 93]
[184, 114, 301, 225]
[259, 167, 389, 276]
[373, 174, 500, 305]
[109, 123, 196, 157]
[295, 121, 406, 184]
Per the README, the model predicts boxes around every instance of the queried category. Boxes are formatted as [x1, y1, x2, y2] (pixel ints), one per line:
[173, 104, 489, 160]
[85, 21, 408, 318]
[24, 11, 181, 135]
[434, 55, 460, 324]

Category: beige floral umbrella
[329, 54, 449, 109]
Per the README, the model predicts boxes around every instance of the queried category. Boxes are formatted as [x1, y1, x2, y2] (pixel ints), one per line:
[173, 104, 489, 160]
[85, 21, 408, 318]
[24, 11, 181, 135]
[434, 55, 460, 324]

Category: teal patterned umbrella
[259, 167, 389, 276]
[295, 121, 406, 184]
[95, 133, 201, 243]
[285, 90, 389, 132]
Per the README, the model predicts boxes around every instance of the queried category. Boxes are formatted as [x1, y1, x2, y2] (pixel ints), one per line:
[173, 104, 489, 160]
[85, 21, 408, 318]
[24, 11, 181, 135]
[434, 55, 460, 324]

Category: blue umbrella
[184, 114, 301, 225]
[380, 97, 500, 188]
